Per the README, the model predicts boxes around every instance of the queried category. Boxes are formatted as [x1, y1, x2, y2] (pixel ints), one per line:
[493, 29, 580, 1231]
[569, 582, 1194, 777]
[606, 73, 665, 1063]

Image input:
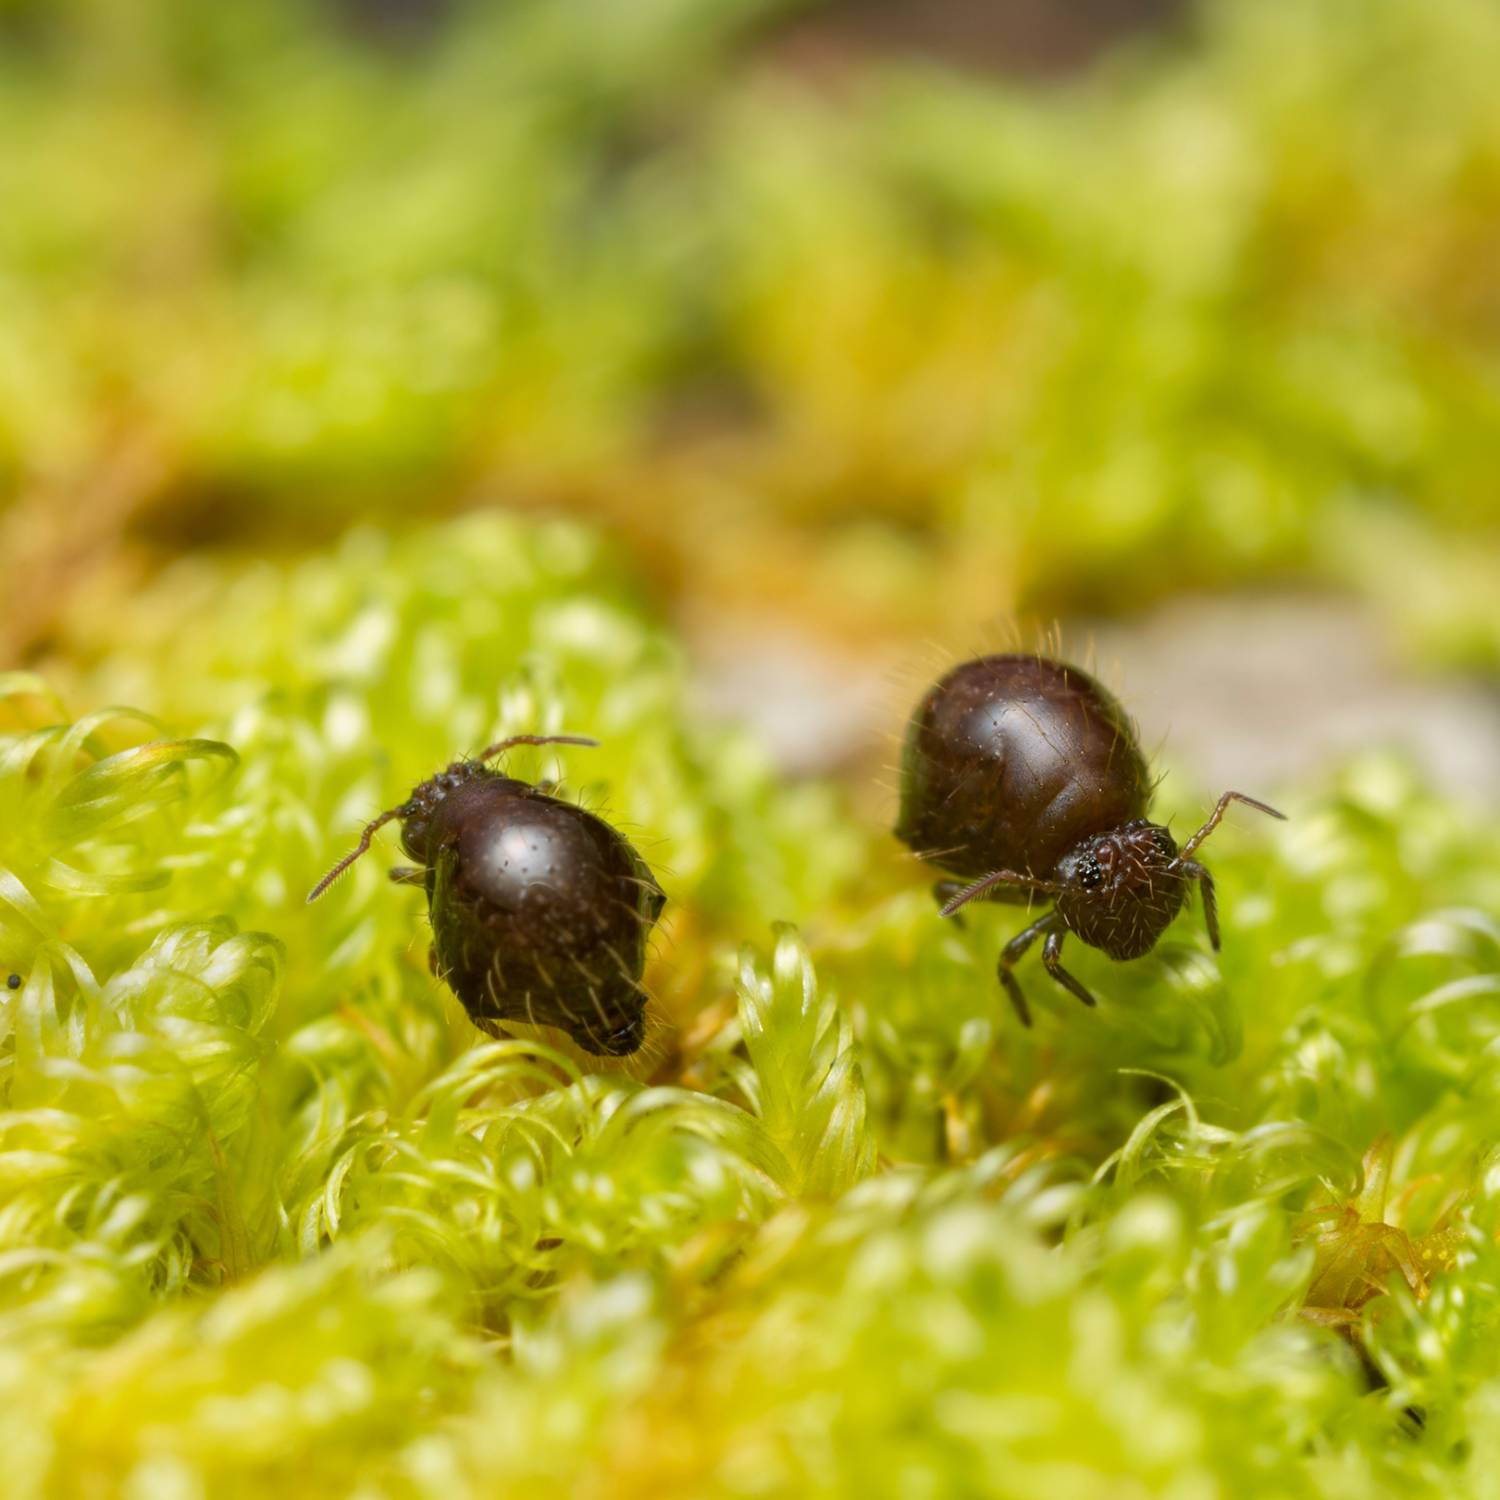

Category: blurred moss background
[5, 1, 1500, 1496]
[6, 0, 1500, 668]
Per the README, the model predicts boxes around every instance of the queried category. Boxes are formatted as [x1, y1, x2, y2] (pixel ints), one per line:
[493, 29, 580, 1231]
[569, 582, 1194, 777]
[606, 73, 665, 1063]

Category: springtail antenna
[307, 806, 405, 903]
[307, 735, 598, 904]
[1177, 791, 1285, 863]
[941, 868, 1059, 917]
[477, 733, 599, 761]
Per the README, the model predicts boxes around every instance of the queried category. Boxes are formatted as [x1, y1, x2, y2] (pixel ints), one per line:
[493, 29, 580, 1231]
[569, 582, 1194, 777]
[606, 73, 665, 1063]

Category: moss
[0, 512, 1495, 1496]
[3, 0, 1500, 1492]
[4, 0, 1500, 658]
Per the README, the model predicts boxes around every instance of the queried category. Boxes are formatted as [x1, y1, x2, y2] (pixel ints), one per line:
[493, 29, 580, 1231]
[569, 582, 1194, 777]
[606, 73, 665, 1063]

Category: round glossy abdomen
[426, 781, 664, 1056]
[895, 654, 1151, 882]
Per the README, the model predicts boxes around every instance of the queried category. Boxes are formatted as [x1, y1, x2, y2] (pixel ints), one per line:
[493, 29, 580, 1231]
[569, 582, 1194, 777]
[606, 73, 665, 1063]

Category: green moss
[4, 0, 1500, 654]
[0, 513, 1496, 1496]
[3, 0, 1500, 1492]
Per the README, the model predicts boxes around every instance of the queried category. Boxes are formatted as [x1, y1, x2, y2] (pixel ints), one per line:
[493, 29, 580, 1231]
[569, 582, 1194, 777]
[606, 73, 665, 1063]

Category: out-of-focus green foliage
[4, 0, 1500, 656]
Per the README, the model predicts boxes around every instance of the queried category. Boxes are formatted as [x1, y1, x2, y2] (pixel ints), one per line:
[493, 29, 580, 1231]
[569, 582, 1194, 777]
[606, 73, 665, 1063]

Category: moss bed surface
[6, 0, 1500, 1493]
[0, 515, 1495, 1498]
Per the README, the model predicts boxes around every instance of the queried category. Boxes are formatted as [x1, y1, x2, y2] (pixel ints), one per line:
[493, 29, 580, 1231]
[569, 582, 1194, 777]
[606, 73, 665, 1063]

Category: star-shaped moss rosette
[1297, 1136, 1468, 1338]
